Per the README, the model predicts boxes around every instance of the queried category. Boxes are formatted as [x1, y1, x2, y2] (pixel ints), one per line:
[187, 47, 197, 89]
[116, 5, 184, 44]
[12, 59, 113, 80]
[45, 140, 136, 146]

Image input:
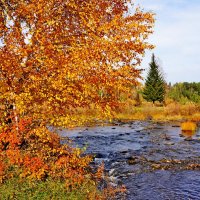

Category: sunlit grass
[61, 101, 200, 123]
[0, 178, 102, 200]
[190, 113, 200, 122]
[113, 101, 200, 122]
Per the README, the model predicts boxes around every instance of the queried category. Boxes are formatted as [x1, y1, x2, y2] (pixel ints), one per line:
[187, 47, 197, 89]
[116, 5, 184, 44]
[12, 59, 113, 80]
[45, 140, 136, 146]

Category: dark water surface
[58, 121, 200, 200]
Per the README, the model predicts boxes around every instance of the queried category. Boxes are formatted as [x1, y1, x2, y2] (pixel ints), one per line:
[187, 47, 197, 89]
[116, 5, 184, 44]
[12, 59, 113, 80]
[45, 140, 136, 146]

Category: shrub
[0, 118, 124, 199]
[181, 122, 197, 131]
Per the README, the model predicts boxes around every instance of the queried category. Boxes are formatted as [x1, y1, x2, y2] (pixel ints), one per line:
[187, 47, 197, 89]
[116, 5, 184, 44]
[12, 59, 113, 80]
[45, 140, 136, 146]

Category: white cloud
[133, 0, 200, 83]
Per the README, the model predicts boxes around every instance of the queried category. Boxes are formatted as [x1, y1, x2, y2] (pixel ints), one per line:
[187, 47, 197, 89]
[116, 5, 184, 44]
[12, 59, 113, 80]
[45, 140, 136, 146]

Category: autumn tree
[0, 0, 155, 195]
[143, 54, 166, 103]
[0, 0, 154, 127]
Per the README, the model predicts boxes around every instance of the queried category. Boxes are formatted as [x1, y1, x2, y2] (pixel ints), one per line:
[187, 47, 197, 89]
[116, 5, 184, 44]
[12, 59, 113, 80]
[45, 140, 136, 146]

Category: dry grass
[113, 101, 200, 122]
[64, 100, 200, 124]
[181, 122, 197, 131]
[190, 113, 200, 122]
[164, 102, 198, 116]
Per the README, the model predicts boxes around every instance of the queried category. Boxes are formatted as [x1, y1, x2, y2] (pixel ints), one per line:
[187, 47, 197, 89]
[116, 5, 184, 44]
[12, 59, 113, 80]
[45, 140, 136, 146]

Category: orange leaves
[0, 130, 20, 150]
[54, 152, 92, 189]
[24, 156, 45, 172]
[22, 156, 48, 180]
[94, 163, 105, 180]
[0, 0, 154, 128]
[0, 0, 154, 195]
[0, 118, 95, 190]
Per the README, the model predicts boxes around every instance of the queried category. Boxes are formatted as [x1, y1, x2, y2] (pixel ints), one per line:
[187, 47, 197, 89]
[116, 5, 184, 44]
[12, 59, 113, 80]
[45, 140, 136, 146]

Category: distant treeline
[168, 82, 200, 104]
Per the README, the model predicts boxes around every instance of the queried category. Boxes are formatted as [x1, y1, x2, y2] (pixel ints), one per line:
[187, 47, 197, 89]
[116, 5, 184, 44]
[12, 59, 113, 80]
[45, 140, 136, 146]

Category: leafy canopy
[0, 0, 154, 126]
[0, 1, 155, 195]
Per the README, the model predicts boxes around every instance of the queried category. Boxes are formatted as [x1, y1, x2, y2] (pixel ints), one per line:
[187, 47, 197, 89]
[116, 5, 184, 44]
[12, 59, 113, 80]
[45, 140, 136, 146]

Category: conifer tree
[143, 54, 165, 103]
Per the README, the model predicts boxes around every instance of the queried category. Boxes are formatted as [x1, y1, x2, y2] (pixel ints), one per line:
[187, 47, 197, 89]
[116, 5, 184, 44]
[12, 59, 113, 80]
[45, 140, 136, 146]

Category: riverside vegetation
[114, 82, 200, 122]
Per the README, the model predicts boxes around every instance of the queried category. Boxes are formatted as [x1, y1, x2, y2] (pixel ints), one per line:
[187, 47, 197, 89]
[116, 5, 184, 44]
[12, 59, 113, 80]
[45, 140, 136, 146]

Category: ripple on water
[58, 122, 200, 199]
[126, 170, 200, 200]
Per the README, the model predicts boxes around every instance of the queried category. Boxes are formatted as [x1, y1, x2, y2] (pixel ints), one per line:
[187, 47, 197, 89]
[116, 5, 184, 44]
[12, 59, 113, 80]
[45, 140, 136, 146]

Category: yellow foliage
[0, 1, 154, 197]
[0, 0, 154, 127]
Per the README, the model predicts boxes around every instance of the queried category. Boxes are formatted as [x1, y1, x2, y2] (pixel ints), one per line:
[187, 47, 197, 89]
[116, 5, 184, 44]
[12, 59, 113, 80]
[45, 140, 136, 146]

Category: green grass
[0, 178, 98, 200]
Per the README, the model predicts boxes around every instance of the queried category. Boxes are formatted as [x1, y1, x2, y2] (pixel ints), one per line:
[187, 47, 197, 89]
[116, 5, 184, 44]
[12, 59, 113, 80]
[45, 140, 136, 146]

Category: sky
[133, 0, 200, 84]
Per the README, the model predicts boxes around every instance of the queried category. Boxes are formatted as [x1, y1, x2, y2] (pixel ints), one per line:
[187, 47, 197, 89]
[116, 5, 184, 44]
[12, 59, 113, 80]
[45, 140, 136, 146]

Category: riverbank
[59, 102, 200, 128]
[114, 101, 200, 122]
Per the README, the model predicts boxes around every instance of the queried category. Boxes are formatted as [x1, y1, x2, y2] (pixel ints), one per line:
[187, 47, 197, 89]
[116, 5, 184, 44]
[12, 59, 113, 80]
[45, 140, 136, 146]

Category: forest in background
[113, 81, 200, 122]
[169, 82, 200, 104]
[112, 54, 200, 122]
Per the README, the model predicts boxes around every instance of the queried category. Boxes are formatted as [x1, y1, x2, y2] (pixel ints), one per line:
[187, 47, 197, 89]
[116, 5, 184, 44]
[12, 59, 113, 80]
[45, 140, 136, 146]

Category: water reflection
[181, 130, 196, 138]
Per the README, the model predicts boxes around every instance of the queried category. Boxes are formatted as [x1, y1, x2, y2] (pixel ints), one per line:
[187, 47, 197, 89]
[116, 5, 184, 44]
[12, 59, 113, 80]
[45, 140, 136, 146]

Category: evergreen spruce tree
[143, 54, 166, 103]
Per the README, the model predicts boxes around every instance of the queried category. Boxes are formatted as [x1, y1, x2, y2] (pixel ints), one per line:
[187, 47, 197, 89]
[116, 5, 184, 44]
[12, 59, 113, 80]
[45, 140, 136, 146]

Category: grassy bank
[0, 178, 104, 200]
[114, 101, 200, 122]
[55, 101, 200, 128]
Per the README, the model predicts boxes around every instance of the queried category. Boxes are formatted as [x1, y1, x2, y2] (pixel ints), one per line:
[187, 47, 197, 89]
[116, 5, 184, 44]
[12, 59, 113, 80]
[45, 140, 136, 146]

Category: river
[58, 121, 200, 200]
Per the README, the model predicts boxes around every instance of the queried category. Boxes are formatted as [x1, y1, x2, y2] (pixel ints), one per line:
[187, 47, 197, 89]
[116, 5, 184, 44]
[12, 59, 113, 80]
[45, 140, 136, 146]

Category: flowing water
[58, 121, 200, 200]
